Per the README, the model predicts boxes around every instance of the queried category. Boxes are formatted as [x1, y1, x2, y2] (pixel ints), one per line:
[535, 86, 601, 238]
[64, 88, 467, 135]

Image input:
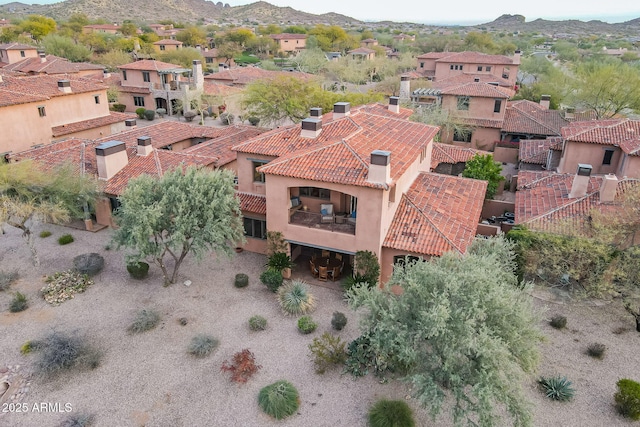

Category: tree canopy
[462, 154, 503, 199]
[112, 166, 244, 285]
[347, 236, 542, 427]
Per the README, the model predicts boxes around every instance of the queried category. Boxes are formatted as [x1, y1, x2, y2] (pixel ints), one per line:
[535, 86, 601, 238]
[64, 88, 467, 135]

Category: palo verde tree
[347, 236, 542, 427]
[462, 154, 504, 199]
[111, 166, 244, 286]
[0, 160, 98, 265]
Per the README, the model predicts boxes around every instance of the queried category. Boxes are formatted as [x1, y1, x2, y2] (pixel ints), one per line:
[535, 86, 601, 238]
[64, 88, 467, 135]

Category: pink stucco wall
[558, 141, 622, 175]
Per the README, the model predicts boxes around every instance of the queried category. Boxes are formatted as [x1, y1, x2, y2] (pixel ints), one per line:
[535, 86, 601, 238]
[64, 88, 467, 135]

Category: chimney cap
[219, 63, 225, 67]
[95, 140, 126, 156]
[192, 59, 201, 65]
[57, 79, 71, 88]
[125, 118, 137, 127]
[310, 107, 322, 117]
[540, 94, 551, 101]
[371, 150, 391, 166]
[333, 102, 350, 113]
[473, 77, 480, 82]
[137, 136, 152, 146]
[389, 96, 399, 105]
[301, 117, 322, 130]
[576, 164, 592, 176]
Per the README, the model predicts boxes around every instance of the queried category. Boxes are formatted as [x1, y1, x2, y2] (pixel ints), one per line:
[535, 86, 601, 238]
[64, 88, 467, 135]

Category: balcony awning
[412, 88, 441, 96]
[157, 68, 191, 74]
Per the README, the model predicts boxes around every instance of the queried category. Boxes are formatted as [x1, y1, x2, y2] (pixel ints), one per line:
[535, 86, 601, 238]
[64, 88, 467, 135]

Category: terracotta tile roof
[183, 125, 268, 166]
[503, 100, 567, 136]
[0, 42, 37, 50]
[436, 73, 513, 88]
[2, 55, 104, 74]
[561, 119, 640, 156]
[204, 67, 315, 86]
[52, 112, 137, 137]
[434, 51, 517, 65]
[416, 52, 451, 60]
[458, 117, 504, 129]
[269, 33, 307, 40]
[84, 24, 122, 30]
[203, 81, 243, 97]
[116, 84, 151, 94]
[348, 47, 376, 54]
[383, 173, 486, 256]
[438, 82, 513, 98]
[236, 192, 267, 215]
[0, 74, 107, 107]
[518, 137, 562, 165]
[202, 49, 219, 58]
[153, 39, 183, 45]
[254, 108, 439, 189]
[401, 70, 434, 79]
[430, 142, 490, 169]
[118, 59, 184, 71]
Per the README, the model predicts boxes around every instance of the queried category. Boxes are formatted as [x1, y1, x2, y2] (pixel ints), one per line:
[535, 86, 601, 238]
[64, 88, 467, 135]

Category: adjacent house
[0, 43, 38, 67]
[82, 24, 122, 35]
[415, 51, 521, 86]
[153, 39, 182, 52]
[360, 39, 378, 48]
[204, 66, 314, 87]
[269, 33, 307, 54]
[201, 48, 235, 68]
[347, 47, 376, 61]
[1, 53, 105, 78]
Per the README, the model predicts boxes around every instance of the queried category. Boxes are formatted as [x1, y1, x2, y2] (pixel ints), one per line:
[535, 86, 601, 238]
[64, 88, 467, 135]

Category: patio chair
[320, 203, 335, 223]
[331, 266, 341, 282]
[318, 266, 328, 282]
[309, 260, 319, 278]
[335, 253, 342, 261]
[321, 249, 330, 258]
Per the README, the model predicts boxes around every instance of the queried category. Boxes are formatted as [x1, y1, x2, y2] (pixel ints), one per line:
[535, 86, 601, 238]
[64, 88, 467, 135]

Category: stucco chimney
[388, 96, 400, 114]
[568, 164, 592, 199]
[218, 63, 225, 73]
[599, 174, 619, 203]
[333, 102, 350, 119]
[192, 59, 203, 90]
[137, 136, 153, 156]
[39, 51, 46, 63]
[473, 77, 480, 82]
[301, 117, 322, 138]
[399, 76, 410, 100]
[513, 50, 522, 64]
[540, 94, 551, 109]
[124, 118, 137, 128]
[565, 107, 575, 120]
[367, 150, 391, 185]
[310, 107, 322, 117]
[95, 141, 128, 180]
[57, 79, 72, 94]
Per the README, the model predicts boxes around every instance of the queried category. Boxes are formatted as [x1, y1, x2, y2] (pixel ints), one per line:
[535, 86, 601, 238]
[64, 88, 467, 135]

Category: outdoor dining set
[309, 250, 345, 282]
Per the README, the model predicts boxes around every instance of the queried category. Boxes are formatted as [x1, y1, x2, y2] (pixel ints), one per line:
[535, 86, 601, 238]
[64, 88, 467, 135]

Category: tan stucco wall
[1, 48, 38, 64]
[620, 155, 640, 178]
[380, 248, 431, 284]
[118, 93, 155, 113]
[154, 44, 180, 53]
[121, 69, 166, 88]
[558, 141, 622, 175]
[441, 127, 500, 151]
[236, 152, 276, 195]
[277, 38, 306, 53]
[435, 62, 518, 85]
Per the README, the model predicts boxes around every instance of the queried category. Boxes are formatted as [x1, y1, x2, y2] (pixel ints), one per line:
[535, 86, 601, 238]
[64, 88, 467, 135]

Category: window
[37, 106, 46, 117]
[450, 64, 454, 70]
[299, 187, 330, 199]
[122, 70, 127, 81]
[602, 149, 615, 165]
[133, 96, 145, 107]
[393, 255, 421, 267]
[243, 217, 266, 239]
[159, 45, 166, 51]
[142, 71, 150, 82]
[252, 160, 268, 183]
[94, 95, 100, 104]
[453, 129, 472, 143]
[420, 62, 425, 69]
[20, 50, 25, 57]
[486, 66, 492, 72]
[109, 197, 121, 212]
[456, 96, 470, 110]
[493, 99, 502, 113]
[477, 66, 483, 72]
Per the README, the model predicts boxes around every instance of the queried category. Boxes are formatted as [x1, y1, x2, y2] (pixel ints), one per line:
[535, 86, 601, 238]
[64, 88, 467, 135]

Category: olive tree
[347, 236, 542, 427]
[112, 166, 244, 285]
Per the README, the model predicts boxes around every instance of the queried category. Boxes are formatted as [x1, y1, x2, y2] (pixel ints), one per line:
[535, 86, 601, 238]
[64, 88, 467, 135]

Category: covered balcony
[287, 186, 357, 235]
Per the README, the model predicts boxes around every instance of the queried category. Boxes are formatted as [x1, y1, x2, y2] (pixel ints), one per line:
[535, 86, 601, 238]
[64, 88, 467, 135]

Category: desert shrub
[34, 332, 101, 377]
[127, 309, 161, 334]
[58, 234, 74, 245]
[260, 269, 283, 293]
[331, 311, 347, 330]
[277, 280, 316, 316]
[266, 252, 295, 271]
[39, 230, 52, 238]
[0, 270, 18, 291]
[549, 315, 567, 329]
[342, 273, 370, 293]
[20, 340, 42, 355]
[58, 412, 95, 427]
[615, 378, 640, 420]
[220, 112, 235, 125]
[73, 253, 104, 276]
[234, 273, 249, 288]
[9, 292, 28, 312]
[221, 348, 261, 383]
[41, 270, 94, 305]
[178, 317, 188, 326]
[368, 399, 415, 427]
[111, 103, 126, 113]
[308, 332, 347, 374]
[144, 109, 155, 120]
[187, 334, 219, 358]
[538, 376, 575, 401]
[586, 342, 606, 359]
[297, 316, 317, 334]
[184, 111, 196, 122]
[248, 116, 260, 126]
[344, 333, 390, 378]
[156, 108, 167, 117]
[249, 315, 267, 331]
[135, 107, 146, 119]
[126, 262, 149, 280]
[258, 380, 299, 420]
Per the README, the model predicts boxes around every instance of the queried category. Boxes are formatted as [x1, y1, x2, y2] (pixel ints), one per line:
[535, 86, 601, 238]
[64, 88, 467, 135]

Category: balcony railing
[289, 210, 355, 235]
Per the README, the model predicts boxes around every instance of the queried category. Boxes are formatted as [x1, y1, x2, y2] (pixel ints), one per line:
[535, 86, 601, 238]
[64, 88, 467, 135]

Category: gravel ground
[0, 223, 638, 427]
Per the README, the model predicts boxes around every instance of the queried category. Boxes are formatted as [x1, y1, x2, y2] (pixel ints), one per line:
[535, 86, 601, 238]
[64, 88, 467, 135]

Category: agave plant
[277, 280, 316, 316]
[538, 376, 575, 401]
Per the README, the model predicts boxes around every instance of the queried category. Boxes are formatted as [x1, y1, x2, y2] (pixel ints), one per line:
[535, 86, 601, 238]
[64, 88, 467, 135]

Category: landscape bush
[34, 332, 101, 377]
[221, 349, 261, 383]
[39, 230, 52, 238]
[586, 342, 606, 359]
[58, 234, 74, 245]
[331, 311, 347, 330]
[127, 309, 161, 334]
[126, 262, 149, 280]
[549, 315, 567, 329]
[234, 273, 249, 288]
[220, 112, 235, 125]
[20, 340, 42, 355]
[538, 376, 575, 401]
[0, 270, 18, 291]
[155, 108, 167, 117]
[135, 107, 146, 119]
[187, 334, 219, 358]
[249, 315, 267, 331]
[144, 109, 155, 121]
[308, 332, 347, 374]
[58, 412, 95, 427]
[344, 333, 389, 378]
[260, 269, 283, 293]
[297, 316, 317, 334]
[248, 116, 260, 126]
[9, 292, 28, 312]
[73, 253, 104, 276]
[368, 399, 415, 427]
[183, 111, 196, 122]
[111, 103, 126, 113]
[615, 378, 640, 420]
[258, 380, 299, 420]
[41, 270, 94, 305]
[277, 280, 316, 316]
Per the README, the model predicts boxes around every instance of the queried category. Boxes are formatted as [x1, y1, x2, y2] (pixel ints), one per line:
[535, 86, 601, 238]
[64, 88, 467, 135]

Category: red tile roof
[561, 119, 640, 156]
[83, 24, 122, 30]
[458, 117, 504, 129]
[0, 42, 37, 51]
[204, 67, 315, 86]
[269, 33, 307, 40]
[383, 173, 486, 256]
[0, 74, 108, 107]
[435, 73, 513, 88]
[2, 55, 104, 75]
[118, 59, 185, 71]
[416, 52, 451, 60]
[153, 39, 183, 45]
[348, 47, 376, 54]
[183, 125, 268, 166]
[503, 100, 567, 136]
[434, 51, 517, 65]
[518, 137, 562, 165]
[203, 81, 243, 97]
[236, 192, 266, 215]
[52, 112, 136, 137]
[430, 142, 490, 169]
[438, 82, 513, 98]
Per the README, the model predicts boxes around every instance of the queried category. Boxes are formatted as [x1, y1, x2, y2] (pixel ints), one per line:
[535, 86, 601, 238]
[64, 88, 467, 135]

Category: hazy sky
[3, 0, 640, 24]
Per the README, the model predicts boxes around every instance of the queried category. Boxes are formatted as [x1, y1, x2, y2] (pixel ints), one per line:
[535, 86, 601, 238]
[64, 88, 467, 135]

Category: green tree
[289, 47, 327, 73]
[19, 15, 57, 41]
[0, 161, 98, 265]
[112, 167, 244, 285]
[347, 236, 541, 427]
[283, 25, 307, 34]
[410, 104, 474, 144]
[176, 25, 207, 47]
[158, 47, 204, 68]
[462, 154, 503, 199]
[42, 34, 92, 62]
[96, 50, 132, 72]
[120, 22, 138, 37]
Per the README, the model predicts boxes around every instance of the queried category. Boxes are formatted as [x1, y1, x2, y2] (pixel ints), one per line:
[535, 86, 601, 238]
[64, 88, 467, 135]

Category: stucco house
[347, 47, 376, 61]
[269, 33, 307, 54]
[1, 53, 105, 78]
[82, 24, 122, 35]
[0, 43, 38, 66]
[232, 100, 487, 282]
[153, 39, 183, 52]
[415, 51, 521, 86]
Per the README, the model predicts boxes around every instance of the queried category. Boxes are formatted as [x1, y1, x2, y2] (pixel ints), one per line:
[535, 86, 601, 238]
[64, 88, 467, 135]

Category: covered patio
[288, 244, 354, 291]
